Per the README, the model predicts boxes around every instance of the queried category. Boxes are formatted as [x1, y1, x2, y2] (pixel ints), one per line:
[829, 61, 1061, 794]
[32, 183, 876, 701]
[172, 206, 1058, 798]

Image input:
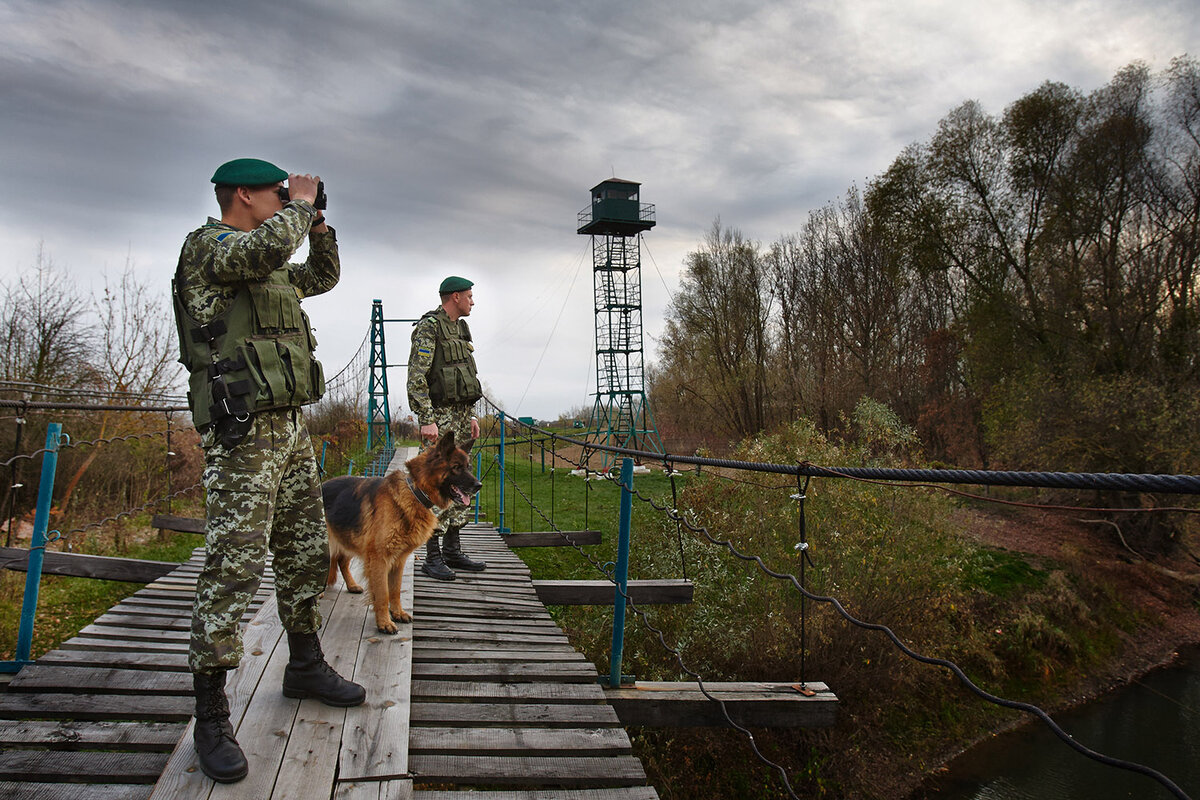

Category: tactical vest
[173, 261, 325, 430]
[424, 310, 483, 407]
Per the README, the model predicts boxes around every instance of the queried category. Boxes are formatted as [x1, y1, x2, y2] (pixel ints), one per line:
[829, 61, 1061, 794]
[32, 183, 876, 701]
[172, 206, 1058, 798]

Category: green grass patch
[959, 546, 1048, 596]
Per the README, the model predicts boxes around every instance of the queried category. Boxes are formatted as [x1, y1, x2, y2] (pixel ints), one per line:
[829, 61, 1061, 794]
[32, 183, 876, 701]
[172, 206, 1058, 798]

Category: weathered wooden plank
[411, 681, 605, 704]
[75, 625, 190, 643]
[273, 587, 369, 795]
[414, 788, 658, 800]
[179, 602, 300, 800]
[337, 556, 414, 783]
[114, 596, 197, 610]
[6, 664, 192, 695]
[0, 750, 169, 783]
[0, 692, 192, 722]
[409, 632, 569, 649]
[411, 648, 585, 663]
[53, 637, 190, 658]
[413, 586, 548, 604]
[0, 547, 179, 583]
[88, 613, 191, 631]
[501, 531, 602, 547]
[0, 720, 184, 752]
[0, 781, 153, 800]
[335, 778, 414, 800]
[533, 580, 693, 606]
[408, 754, 647, 787]
[413, 619, 563, 636]
[412, 599, 548, 616]
[150, 514, 206, 534]
[147, 594, 287, 799]
[604, 681, 838, 728]
[409, 726, 631, 756]
[410, 662, 597, 683]
[409, 702, 621, 729]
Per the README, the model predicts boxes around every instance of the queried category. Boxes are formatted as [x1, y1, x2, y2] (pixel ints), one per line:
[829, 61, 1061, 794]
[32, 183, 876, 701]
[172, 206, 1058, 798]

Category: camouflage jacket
[174, 200, 339, 325]
[407, 307, 481, 424]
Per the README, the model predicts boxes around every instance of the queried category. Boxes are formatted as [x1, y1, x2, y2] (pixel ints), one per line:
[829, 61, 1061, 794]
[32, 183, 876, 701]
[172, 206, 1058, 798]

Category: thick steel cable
[489, 407, 1200, 496]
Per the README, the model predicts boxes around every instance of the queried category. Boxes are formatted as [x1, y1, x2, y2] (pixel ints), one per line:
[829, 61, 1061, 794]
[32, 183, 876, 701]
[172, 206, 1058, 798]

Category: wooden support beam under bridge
[502, 530, 602, 547]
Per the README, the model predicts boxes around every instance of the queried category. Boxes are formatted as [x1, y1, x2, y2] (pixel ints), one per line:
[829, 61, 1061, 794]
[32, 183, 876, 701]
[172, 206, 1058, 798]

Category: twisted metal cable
[487, 408, 1200, 496]
[38, 481, 204, 549]
[0, 429, 169, 469]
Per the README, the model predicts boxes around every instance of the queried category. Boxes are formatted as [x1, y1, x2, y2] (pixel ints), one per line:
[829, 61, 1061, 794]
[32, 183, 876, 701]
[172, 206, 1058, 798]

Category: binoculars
[277, 180, 327, 210]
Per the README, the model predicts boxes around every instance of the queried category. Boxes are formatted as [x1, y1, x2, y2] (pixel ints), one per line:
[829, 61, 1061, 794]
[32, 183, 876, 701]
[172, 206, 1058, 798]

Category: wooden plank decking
[0, 548, 275, 798]
[0, 448, 661, 799]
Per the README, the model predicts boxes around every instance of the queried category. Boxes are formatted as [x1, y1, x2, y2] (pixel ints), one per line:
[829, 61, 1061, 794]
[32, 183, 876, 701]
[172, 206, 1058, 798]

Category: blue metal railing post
[608, 457, 634, 687]
[498, 412, 509, 533]
[474, 451, 481, 523]
[4, 423, 64, 673]
[320, 440, 329, 475]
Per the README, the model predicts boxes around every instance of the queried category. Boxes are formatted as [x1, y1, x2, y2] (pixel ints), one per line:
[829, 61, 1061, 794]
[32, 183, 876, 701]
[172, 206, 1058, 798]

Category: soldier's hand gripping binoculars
[277, 181, 327, 210]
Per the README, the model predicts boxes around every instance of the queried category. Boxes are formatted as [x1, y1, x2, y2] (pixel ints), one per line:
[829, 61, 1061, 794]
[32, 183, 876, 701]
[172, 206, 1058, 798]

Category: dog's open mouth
[451, 486, 473, 505]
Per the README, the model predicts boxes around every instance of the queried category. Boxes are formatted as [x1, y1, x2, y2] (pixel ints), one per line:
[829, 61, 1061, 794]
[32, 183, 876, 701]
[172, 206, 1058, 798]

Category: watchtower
[577, 179, 663, 464]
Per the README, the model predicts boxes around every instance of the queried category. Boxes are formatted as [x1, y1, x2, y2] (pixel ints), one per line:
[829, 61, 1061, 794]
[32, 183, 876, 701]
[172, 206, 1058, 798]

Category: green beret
[439, 276, 474, 294]
[210, 158, 288, 186]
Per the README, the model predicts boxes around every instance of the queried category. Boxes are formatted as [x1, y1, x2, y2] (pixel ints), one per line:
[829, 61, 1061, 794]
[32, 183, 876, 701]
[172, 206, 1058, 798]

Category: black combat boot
[442, 526, 487, 572]
[420, 536, 457, 581]
[281, 631, 367, 707]
[193, 670, 248, 783]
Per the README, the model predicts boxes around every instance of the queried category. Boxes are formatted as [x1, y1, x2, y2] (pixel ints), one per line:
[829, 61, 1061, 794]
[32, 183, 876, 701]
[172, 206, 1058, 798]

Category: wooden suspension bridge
[0, 449, 837, 799]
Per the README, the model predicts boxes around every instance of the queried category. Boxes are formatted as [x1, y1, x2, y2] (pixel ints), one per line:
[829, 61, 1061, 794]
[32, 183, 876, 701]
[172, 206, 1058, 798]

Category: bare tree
[0, 243, 93, 388]
[57, 260, 182, 515]
[656, 220, 777, 439]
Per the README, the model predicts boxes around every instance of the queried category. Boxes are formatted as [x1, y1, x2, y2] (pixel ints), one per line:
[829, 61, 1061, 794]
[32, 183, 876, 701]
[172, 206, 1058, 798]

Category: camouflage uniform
[176, 200, 338, 673]
[407, 309, 476, 533]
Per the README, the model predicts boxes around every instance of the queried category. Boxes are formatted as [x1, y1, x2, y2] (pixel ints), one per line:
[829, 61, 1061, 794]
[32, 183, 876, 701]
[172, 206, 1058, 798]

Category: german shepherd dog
[321, 433, 481, 634]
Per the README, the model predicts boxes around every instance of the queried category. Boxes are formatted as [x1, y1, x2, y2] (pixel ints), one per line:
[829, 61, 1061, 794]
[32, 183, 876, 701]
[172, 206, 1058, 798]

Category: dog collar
[406, 476, 435, 509]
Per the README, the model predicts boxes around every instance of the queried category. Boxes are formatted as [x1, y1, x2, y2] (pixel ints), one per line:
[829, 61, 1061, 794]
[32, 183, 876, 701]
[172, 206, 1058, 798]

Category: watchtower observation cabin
[577, 179, 663, 463]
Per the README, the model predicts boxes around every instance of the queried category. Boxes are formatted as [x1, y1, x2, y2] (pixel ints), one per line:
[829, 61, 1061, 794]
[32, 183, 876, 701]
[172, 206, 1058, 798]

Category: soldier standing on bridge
[173, 158, 365, 784]
[407, 276, 488, 580]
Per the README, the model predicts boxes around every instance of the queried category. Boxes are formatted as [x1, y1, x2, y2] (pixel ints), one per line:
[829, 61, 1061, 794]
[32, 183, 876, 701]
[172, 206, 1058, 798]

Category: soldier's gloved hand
[287, 173, 320, 205]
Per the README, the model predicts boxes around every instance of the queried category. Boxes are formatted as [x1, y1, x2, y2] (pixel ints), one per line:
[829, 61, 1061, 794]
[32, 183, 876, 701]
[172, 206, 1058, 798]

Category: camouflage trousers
[189, 408, 328, 674]
[425, 403, 475, 535]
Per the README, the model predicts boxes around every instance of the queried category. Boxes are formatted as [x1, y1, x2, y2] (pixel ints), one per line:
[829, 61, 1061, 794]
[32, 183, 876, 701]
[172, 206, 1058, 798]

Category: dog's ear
[458, 437, 475, 454]
[436, 431, 456, 452]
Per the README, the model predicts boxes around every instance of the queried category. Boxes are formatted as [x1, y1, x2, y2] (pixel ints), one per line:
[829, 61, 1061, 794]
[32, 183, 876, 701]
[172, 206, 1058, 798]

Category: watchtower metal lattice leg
[587, 231, 662, 467]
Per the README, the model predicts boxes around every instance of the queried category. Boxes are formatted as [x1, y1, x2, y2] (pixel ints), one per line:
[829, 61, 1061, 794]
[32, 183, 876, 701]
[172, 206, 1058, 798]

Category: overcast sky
[2, 0, 1196, 421]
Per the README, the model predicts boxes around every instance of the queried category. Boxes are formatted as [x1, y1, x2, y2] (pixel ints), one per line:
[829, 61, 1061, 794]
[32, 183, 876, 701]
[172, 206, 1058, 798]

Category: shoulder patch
[216, 232, 234, 242]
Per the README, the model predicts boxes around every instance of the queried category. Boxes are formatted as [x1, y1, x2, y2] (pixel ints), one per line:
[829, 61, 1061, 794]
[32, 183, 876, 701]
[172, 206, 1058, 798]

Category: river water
[919, 645, 1200, 800]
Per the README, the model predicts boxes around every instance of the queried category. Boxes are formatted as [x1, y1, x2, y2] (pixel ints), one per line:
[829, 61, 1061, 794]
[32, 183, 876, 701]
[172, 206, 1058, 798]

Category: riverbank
[910, 506, 1200, 797]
